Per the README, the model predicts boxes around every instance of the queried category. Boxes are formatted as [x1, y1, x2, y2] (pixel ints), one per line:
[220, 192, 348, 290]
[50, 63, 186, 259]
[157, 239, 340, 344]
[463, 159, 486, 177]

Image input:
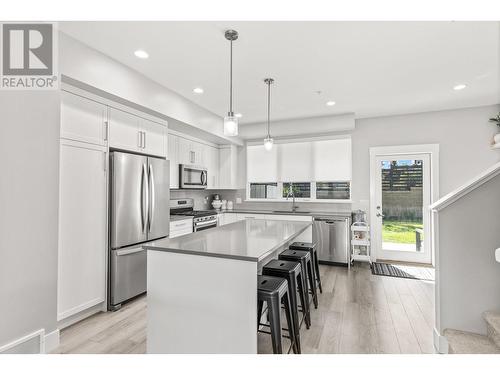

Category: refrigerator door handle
[141, 163, 149, 233]
[148, 163, 155, 232]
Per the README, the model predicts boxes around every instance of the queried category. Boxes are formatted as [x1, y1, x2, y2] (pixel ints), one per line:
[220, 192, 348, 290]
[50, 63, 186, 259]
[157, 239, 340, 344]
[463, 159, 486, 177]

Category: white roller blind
[279, 141, 312, 181]
[313, 138, 352, 181]
[246, 144, 278, 182]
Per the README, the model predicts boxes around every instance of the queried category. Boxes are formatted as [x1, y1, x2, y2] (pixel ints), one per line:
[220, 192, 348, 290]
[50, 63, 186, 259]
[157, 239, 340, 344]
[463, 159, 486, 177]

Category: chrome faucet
[285, 183, 299, 212]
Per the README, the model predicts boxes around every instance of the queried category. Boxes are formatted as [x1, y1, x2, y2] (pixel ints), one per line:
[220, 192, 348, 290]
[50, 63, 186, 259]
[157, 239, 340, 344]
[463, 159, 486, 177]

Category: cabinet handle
[103, 151, 107, 172]
[104, 121, 108, 141]
[143, 131, 147, 149]
[138, 131, 143, 148]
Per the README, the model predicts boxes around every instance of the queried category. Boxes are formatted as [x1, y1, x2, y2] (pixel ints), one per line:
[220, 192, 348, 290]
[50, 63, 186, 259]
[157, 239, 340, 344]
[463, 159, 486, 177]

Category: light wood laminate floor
[53, 263, 435, 354]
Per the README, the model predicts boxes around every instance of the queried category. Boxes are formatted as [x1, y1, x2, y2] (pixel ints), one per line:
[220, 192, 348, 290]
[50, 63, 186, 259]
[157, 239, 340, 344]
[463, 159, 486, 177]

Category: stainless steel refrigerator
[109, 151, 170, 310]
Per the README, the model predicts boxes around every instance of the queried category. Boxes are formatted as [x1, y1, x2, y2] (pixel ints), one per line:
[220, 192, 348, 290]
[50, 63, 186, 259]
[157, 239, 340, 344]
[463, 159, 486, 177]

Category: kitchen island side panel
[147, 251, 258, 353]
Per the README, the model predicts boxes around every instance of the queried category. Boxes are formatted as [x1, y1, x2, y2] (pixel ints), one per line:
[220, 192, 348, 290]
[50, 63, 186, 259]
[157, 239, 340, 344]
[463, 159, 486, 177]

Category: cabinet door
[190, 141, 205, 166]
[168, 135, 179, 189]
[58, 140, 107, 321]
[141, 118, 166, 157]
[205, 145, 219, 189]
[108, 107, 141, 152]
[177, 136, 192, 165]
[61, 90, 107, 146]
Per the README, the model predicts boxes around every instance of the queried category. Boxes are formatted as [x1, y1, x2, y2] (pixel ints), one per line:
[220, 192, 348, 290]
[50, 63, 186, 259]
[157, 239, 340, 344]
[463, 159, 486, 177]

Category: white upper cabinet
[219, 145, 239, 189]
[247, 144, 278, 182]
[313, 138, 352, 181]
[61, 90, 107, 146]
[108, 107, 166, 157]
[168, 134, 180, 189]
[178, 136, 204, 165]
[141, 118, 167, 157]
[279, 141, 313, 181]
[108, 107, 142, 151]
[204, 144, 219, 189]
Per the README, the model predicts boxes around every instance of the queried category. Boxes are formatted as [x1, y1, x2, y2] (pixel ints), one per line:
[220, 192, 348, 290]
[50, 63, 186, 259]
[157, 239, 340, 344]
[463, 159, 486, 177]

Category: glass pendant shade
[224, 113, 238, 136]
[263, 135, 274, 151]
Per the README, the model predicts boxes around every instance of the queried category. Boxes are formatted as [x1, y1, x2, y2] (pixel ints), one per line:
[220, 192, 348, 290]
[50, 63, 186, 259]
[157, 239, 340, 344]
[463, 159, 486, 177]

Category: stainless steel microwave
[179, 164, 208, 189]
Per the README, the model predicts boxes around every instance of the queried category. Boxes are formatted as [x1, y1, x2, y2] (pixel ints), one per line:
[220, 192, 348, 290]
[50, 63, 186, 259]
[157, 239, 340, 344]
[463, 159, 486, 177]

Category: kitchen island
[143, 218, 312, 354]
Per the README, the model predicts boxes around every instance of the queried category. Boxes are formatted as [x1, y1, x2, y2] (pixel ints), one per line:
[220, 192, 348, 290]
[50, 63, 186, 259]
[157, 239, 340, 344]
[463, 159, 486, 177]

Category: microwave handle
[201, 170, 207, 186]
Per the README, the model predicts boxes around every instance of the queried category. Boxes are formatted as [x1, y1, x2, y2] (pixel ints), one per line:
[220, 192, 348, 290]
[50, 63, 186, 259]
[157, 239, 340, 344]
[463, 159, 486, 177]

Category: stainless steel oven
[179, 164, 208, 189]
[193, 218, 218, 232]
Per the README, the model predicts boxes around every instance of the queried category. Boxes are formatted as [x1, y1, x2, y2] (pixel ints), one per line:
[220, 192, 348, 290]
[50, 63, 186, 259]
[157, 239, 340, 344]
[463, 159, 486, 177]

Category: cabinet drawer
[170, 228, 193, 239]
[170, 220, 193, 231]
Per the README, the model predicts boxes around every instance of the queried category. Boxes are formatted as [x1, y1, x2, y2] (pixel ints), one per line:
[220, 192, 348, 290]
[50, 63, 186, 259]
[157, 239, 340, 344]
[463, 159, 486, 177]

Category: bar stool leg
[313, 251, 323, 293]
[307, 260, 318, 309]
[257, 300, 264, 329]
[282, 292, 299, 354]
[268, 297, 283, 354]
[296, 273, 311, 329]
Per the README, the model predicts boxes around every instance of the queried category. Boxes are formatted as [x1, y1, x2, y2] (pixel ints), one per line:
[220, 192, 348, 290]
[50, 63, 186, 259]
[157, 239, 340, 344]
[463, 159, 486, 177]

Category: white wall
[436, 174, 500, 336]
[59, 32, 242, 146]
[352, 105, 500, 204]
[0, 91, 60, 351]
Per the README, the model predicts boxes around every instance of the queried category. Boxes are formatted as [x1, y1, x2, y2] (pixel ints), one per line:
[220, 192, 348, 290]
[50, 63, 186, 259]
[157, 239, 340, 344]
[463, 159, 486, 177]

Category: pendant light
[263, 78, 274, 151]
[223, 29, 239, 136]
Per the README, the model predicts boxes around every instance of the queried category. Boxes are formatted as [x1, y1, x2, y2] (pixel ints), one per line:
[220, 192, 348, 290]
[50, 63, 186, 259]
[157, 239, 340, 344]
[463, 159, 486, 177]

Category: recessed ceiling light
[453, 84, 467, 91]
[134, 50, 149, 59]
[326, 101, 336, 106]
[235, 113, 242, 118]
[193, 87, 204, 94]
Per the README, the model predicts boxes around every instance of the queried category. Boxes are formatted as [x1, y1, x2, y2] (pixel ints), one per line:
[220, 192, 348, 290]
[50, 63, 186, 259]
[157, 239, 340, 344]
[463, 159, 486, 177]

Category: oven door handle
[195, 220, 217, 230]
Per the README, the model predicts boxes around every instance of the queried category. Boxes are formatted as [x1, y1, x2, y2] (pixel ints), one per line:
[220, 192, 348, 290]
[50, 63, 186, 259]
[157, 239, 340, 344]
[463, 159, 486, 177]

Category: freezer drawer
[110, 246, 146, 307]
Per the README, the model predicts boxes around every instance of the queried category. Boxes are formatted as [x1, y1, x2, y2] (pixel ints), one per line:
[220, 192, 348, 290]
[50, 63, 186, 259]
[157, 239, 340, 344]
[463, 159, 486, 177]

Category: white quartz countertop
[144, 219, 312, 262]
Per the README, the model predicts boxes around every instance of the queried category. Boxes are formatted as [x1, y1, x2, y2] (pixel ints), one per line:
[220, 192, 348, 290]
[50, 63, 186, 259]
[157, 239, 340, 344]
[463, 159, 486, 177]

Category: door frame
[369, 144, 439, 265]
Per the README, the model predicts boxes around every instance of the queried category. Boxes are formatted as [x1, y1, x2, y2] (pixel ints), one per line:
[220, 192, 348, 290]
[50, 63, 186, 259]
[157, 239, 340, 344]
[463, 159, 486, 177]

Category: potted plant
[489, 112, 500, 146]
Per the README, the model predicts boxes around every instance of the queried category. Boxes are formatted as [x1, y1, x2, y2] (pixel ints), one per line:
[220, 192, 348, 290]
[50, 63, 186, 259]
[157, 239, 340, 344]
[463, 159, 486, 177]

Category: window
[316, 181, 351, 200]
[250, 183, 278, 199]
[283, 182, 311, 198]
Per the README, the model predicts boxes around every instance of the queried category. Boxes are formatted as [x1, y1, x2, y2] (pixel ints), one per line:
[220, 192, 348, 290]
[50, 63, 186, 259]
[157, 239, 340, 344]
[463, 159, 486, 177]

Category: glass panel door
[373, 153, 431, 264]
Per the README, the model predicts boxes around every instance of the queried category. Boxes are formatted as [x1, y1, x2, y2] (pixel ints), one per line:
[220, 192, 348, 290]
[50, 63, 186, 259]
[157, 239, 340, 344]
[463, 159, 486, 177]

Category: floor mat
[371, 262, 435, 281]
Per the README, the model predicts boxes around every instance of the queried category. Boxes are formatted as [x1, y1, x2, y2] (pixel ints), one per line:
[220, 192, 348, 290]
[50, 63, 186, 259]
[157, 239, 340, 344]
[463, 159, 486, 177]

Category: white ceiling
[60, 21, 500, 124]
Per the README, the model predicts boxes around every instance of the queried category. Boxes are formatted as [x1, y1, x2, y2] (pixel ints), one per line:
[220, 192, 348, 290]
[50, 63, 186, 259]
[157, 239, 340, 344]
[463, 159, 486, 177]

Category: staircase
[444, 311, 500, 353]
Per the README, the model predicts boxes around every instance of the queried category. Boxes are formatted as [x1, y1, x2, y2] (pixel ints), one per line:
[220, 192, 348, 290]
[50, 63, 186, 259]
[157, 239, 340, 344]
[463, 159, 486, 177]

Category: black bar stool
[257, 275, 297, 354]
[278, 249, 313, 325]
[263, 259, 308, 354]
[290, 241, 323, 296]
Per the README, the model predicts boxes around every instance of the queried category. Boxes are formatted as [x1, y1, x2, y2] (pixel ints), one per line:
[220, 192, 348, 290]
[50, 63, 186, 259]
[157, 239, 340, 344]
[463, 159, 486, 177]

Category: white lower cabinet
[58, 139, 107, 321]
[170, 218, 193, 238]
[219, 213, 240, 226]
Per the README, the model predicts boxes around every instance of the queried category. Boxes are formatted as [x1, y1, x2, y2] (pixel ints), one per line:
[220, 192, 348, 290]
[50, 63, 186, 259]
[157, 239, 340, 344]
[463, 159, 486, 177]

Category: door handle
[116, 247, 144, 256]
[376, 213, 385, 218]
[141, 164, 149, 233]
[148, 164, 155, 232]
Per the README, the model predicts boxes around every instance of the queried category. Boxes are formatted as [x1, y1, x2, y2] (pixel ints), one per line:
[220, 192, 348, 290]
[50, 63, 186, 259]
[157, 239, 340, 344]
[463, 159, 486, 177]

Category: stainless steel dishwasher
[313, 216, 351, 266]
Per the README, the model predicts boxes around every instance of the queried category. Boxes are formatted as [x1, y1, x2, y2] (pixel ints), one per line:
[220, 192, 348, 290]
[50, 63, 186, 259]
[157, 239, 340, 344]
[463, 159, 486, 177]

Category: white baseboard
[0, 329, 45, 354]
[434, 327, 449, 354]
[43, 329, 60, 353]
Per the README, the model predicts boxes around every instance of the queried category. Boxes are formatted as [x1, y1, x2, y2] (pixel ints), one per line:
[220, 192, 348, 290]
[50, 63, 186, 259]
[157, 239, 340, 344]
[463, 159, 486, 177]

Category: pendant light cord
[229, 39, 233, 114]
[267, 80, 271, 137]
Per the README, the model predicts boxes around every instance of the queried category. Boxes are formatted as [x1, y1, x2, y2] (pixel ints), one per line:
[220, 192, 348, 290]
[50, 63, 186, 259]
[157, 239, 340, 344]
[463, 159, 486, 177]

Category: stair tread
[444, 329, 500, 354]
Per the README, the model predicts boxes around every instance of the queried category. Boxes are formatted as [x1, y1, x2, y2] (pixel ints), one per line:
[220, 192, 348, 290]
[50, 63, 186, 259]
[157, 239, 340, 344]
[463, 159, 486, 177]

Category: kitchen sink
[272, 210, 311, 214]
